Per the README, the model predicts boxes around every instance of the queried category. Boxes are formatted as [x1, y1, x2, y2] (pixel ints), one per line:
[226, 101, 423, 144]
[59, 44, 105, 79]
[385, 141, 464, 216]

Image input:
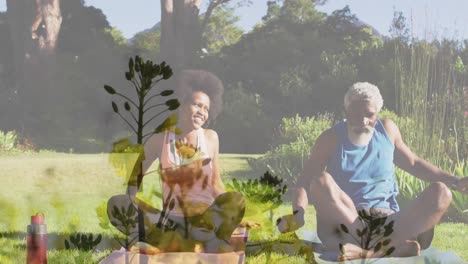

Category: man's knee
[426, 182, 452, 211]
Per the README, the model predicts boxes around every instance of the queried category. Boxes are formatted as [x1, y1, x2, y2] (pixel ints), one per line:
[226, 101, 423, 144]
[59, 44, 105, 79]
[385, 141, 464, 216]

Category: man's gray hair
[344, 82, 384, 112]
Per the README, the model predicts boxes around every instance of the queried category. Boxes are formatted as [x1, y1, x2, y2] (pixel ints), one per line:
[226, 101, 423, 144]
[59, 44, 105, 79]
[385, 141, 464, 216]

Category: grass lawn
[0, 153, 466, 263]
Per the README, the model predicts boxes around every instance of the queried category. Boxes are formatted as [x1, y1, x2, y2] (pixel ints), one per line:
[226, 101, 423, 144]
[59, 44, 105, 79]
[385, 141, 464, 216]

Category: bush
[214, 84, 273, 153]
[247, 113, 335, 188]
[0, 130, 17, 152]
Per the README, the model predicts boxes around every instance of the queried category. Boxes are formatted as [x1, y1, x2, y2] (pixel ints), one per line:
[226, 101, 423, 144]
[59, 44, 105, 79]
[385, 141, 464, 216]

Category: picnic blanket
[299, 230, 466, 264]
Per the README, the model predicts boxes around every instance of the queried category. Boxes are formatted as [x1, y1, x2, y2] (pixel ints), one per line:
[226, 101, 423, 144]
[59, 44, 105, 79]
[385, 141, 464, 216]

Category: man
[277, 82, 468, 260]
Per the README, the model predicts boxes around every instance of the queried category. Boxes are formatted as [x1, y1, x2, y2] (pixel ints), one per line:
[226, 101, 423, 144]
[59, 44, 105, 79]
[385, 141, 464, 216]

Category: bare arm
[383, 119, 460, 188]
[293, 129, 337, 211]
[143, 134, 162, 174]
[279, 128, 337, 232]
[206, 129, 225, 196]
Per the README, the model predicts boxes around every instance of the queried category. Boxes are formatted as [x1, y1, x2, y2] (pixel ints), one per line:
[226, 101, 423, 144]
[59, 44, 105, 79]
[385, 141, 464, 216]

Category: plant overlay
[103, 55, 179, 244]
[338, 209, 396, 262]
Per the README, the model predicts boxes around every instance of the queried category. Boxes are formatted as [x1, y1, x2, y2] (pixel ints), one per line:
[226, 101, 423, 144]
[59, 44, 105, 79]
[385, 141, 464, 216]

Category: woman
[108, 70, 245, 253]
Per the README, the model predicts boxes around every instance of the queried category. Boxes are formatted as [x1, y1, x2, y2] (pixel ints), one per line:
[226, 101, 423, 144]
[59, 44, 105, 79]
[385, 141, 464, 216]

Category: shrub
[247, 113, 335, 187]
[214, 84, 273, 154]
[450, 161, 468, 222]
[0, 130, 17, 152]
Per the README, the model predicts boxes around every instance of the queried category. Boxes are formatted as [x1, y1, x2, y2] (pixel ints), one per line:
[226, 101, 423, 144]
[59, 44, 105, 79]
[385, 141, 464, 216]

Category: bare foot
[340, 240, 420, 261]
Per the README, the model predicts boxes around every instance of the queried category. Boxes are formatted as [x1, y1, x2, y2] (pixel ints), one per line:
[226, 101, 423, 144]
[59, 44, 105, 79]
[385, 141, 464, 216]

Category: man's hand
[276, 209, 305, 233]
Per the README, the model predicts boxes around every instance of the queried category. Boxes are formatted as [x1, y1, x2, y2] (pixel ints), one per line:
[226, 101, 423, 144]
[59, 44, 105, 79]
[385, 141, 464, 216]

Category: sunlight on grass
[0, 153, 467, 262]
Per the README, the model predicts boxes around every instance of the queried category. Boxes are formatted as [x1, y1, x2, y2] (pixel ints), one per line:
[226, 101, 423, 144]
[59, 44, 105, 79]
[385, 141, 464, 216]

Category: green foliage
[451, 161, 468, 220]
[104, 27, 128, 48]
[64, 233, 102, 251]
[262, 1, 281, 22]
[131, 29, 161, 60]
[213, 84, 273, 153]
[202, 1, 388, 153]
[95, 201, 111, 230]
[380, 110, 467, 222]
[394, 40, 466, 164]
[0, 237, 15, 264]
[389, 9, 410, 43]
[104, 56, 179, 144]
[108, 203, 139, 249]
[228, 171, 287, 207]
[248, 114, 334, 187]
[228, 171, 288, 242]
[0, 131, 17, 152]
[378, 109, 428, 202]
[280, 0, 325, 24]
[103, 56, 179, 243]
[202, 5, 243, 54]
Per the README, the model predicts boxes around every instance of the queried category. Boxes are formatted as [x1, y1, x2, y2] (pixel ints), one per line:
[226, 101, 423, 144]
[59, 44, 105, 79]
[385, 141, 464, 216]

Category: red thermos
[27, 213, 47, 264]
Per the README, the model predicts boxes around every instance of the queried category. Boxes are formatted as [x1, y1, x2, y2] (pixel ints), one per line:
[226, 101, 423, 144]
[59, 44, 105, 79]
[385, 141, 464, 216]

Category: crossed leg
[308, 172, 452, 260]
[106, 192, 245, 253]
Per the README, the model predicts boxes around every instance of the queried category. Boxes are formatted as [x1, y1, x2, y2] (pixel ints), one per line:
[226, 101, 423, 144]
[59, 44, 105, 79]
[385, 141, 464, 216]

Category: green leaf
[356, 228, 362, 237]
[127, 204, 135, 217]
[155, 114, 179, 133]
[152, 65, 161, 76]
[162, 67, 173, 80]
[362, 226, 368, 235]
[384, 227, 393, 237]
[382, 239, 391, 246]
[128, 58, 134, 71]
[112, 101, 119, 113]
[161, 90, 174, 96]
[125, 71, 132, 81]
[374, 242, 382, 252]
[104, 85, 116, 95]
[135, 57, 141, 72]
[165, 99, 180, 110]
[386, 247, 395, 256]
[124, 102, 131, 111]
[340, 224, 349, 234]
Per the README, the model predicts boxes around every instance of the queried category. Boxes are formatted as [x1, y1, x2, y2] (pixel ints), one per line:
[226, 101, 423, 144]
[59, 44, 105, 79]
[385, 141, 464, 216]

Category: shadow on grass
[0, 231, 121, 251]
[246, 239, 323, 264]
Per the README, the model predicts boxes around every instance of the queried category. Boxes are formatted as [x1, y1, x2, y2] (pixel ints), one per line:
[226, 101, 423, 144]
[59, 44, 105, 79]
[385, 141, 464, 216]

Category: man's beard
[347, 125, 375, 146]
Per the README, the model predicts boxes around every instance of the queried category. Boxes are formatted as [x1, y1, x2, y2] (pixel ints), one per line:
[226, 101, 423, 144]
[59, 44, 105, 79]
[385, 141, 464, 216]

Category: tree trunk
[160, 0, 202, 71]
[32, 0, 62, 56]
[5, 0, 62, 135]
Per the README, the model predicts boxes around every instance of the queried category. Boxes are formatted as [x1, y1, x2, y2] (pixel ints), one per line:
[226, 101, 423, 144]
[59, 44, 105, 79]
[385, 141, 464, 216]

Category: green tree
[105, 27, 128, 48]
[262, 1, 281, 22]
[389, 9, 410, 44]
[131, 28, 161, 60]
[202, 5, 243, 55]
[280, 0, 324, 24]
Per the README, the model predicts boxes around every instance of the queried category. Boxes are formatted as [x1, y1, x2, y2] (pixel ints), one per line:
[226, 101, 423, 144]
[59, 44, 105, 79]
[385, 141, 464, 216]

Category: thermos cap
[31, 213, 45, 224]
[27, 224, 47, 235]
